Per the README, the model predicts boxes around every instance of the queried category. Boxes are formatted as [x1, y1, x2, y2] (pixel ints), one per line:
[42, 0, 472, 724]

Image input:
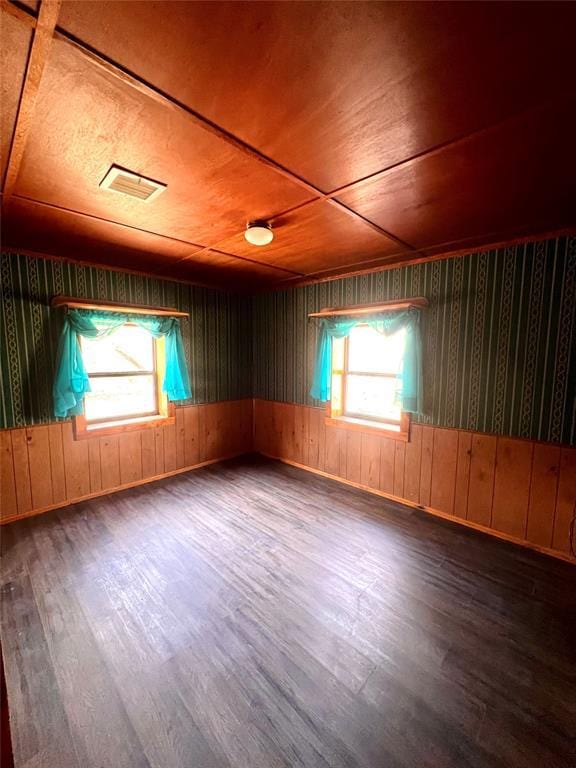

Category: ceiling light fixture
[245, 220, 273, 246]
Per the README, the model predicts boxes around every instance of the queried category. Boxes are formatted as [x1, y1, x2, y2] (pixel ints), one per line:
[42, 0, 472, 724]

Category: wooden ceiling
[1, 0, 575, 290]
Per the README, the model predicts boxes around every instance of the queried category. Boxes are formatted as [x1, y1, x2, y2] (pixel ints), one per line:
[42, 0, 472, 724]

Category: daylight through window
[81, 324, 161, 424]
[331, 324, 406, 431]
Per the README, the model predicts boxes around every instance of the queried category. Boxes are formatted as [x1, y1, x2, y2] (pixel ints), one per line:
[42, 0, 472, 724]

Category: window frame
[73, 324, 175, 440]
[325, 328, 411, 441]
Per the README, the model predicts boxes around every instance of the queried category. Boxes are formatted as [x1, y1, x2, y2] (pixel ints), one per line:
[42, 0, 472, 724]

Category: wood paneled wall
[0, 400, 253, 524]
[3, 396, 574, 565]
[254, 399, 576, 563]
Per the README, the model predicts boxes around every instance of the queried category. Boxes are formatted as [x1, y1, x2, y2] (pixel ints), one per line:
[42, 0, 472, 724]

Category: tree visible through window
[80, 324, 162, 424]
[331, 324, 406, 431]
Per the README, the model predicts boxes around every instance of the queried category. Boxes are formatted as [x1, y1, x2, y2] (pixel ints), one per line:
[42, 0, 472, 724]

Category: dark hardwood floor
[1, 650, 14, 768]
[1, 456, 575, 768]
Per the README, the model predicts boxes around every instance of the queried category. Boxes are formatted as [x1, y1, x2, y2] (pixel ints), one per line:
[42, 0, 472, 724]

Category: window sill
[73, 404, 175, 440]
[325, 413, 410, 441]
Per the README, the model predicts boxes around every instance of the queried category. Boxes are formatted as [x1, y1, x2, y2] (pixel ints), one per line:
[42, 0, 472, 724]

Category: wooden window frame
[325, 332, 411, 441]
[73, 328, 175, 440]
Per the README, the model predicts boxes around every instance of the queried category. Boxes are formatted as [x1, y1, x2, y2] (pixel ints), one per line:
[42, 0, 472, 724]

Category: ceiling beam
[3, 0, 62, 199]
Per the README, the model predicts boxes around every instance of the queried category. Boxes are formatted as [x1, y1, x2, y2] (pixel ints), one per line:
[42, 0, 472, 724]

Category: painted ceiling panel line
[4, 2, 573, 289]
[48, 19, 417, 255]
[150, 95, 572, 270]
[52, 25, 326, 198]
[268, 226, 576, 291]
[171, 198, 415, 272]
[12, 193, 205, 250]
[11, 195, 303, 277]
[171, 89, 573, 268]
[325, 198, 414, 250]
[22, 2, 570, 256]
[206, 249, 304, 277]
[51, 4, 572, 205]
[326, 93, 576, 201]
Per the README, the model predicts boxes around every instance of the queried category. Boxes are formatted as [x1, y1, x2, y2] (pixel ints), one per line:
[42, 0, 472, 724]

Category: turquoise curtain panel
[53, 309, 192, 419]
[310, 309, 422, 413]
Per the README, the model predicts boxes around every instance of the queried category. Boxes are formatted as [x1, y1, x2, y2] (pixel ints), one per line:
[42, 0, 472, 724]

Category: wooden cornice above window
[308, 298, 428, 319]
[51, 296, 189, 318]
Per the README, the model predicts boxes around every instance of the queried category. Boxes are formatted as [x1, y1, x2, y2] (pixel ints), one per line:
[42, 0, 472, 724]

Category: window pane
[84, 375, 157, 421]
[345, 374, 401, 422]
[347, 325, 405, 374]
[81, 325, 154, 373]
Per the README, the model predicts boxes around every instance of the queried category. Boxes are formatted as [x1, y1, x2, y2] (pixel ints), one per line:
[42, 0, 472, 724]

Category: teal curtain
[309, 308, 423, 413]
[53, 309, 191, 419]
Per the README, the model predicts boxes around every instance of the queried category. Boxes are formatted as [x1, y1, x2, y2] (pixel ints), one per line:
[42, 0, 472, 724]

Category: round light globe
[245, 222, 273, 246]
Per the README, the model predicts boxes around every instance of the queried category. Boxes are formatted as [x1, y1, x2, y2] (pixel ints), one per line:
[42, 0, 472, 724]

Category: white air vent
[99, 166, 166, 202]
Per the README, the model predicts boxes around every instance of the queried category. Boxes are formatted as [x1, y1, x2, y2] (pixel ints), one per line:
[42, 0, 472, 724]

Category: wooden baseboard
[0, 452, 246, 525]
[263, 453, 576, 566]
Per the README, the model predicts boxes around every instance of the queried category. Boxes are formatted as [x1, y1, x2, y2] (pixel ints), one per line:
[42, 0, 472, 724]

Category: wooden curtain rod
[51, 296, 189, 318]
[308, 298, 428, 318]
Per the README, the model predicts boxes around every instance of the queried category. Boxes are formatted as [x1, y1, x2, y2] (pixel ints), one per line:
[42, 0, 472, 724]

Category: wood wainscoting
[0, 399, 253, 524]
[254, 399, 576, 563]
[3, 396, 575, 564]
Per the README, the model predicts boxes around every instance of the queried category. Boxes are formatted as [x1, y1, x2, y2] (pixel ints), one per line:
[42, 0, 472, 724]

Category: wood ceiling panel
[14, 36, 311, 246]
[57, 1, 576, 191]
[337, 100, 576, 254]
[209, 201, 405, 275]
[0, 10, 33, 187]
[2, 196, 197, 259]
[1, 197, 285, 288]
[162, 250, 290, 289]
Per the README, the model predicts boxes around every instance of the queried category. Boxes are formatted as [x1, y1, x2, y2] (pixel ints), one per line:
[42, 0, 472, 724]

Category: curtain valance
[309, 308, 423, 413]
[53, 308, 192, 419]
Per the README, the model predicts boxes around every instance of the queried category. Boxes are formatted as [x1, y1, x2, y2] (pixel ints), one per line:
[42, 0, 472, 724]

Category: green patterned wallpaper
[0, 252, 252, 429]
[252, 236, 576, 445]
[2, 237, 575, 443]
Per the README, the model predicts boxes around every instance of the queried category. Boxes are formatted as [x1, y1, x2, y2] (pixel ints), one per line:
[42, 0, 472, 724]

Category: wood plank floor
[1, 456, 575, 768]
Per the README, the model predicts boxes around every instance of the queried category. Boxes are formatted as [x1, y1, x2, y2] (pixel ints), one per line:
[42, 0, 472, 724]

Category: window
[74, 323, 173, 438]
[328, 324, 410, 438]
